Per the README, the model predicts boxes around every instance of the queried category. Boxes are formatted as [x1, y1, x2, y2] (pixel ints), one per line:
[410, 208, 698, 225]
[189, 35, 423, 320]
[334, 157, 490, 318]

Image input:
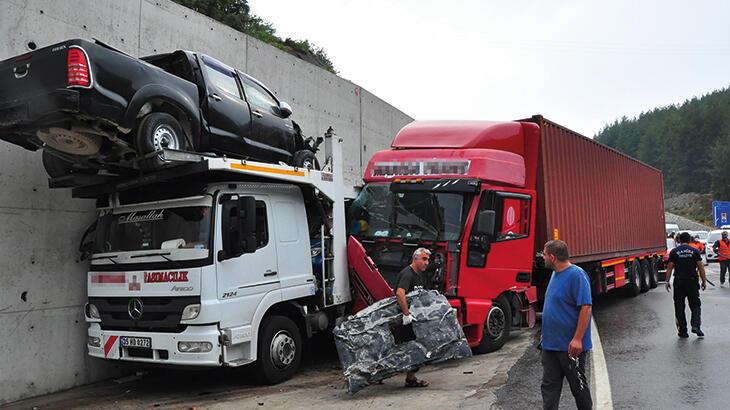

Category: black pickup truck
[0, 39, 318, 178]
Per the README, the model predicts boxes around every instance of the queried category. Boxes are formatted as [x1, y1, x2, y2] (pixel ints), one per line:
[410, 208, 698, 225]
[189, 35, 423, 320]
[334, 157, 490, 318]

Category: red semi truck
[348, 115, 666, 353]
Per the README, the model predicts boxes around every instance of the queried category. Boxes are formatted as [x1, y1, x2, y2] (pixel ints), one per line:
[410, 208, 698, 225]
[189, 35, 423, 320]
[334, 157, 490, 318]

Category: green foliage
[172, 0, 336, 73]
[595, 87, 730, 200]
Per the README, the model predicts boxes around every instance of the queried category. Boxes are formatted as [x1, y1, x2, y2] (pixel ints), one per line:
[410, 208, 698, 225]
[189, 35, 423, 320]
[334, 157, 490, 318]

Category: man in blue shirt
[541, 240, 592, 410]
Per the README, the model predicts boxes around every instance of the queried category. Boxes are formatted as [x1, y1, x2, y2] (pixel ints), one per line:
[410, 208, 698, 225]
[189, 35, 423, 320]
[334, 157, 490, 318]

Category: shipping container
[522, 115, 666, 263]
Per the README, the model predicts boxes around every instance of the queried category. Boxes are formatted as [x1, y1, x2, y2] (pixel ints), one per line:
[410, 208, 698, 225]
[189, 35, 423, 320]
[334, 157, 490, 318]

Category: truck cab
[350, 121, 540, 352]
[82, 131, 349, 383]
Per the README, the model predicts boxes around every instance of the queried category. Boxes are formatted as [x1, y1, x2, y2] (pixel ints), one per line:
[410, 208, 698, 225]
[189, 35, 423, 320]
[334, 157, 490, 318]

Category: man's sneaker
[678, 331, 689, 338]
[692, 327, 705, 338]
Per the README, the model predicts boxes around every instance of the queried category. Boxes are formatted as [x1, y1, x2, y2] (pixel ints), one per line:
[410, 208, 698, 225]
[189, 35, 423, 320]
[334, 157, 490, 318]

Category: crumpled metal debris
[334, 289, 472, 393]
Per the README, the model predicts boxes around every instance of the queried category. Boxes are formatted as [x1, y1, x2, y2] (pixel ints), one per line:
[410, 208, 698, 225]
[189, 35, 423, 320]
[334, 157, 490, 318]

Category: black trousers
[673, 278, 701, 332]
[541, 350, 592, 410]
[720, 260, 730, 284]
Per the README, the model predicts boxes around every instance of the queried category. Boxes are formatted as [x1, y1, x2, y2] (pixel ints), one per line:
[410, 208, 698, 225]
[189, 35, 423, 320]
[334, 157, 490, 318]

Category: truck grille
[90, 296, 200, 332]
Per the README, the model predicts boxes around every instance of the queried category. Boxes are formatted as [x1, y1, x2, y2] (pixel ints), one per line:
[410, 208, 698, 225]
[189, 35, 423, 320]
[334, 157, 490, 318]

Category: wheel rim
[486, 305, 506, 339]
[152, 124, 180, 151]
[269, 330, 296, 369]
[302, 159, 314, 169]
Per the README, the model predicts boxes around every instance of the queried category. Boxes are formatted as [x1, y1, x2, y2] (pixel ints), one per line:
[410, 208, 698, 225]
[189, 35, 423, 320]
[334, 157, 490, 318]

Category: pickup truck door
[216, 197, 279, 319]
[199, 55, 252, 155]
[239, 74, 295, 158]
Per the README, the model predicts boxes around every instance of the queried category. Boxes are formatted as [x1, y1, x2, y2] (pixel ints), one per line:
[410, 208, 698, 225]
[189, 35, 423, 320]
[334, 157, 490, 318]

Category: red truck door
[460, 190, 535, 299]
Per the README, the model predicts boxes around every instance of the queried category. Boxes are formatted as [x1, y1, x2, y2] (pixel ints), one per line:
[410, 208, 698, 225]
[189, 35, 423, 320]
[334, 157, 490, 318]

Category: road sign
[713, 201, 730, 227]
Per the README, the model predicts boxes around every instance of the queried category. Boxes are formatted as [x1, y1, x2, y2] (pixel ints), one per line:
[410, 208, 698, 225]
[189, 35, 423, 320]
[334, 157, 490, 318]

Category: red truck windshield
[349, 184, 466, 241]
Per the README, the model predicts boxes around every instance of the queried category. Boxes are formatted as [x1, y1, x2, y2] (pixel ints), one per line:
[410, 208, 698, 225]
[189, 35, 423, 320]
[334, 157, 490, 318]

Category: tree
[172, 0, 336, 73]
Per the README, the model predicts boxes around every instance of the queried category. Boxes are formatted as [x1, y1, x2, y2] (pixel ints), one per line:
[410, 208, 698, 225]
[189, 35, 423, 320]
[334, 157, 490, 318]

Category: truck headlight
[87, 336, 101, 347]
[178, 341, 213, 353]
[181, 304, 201, 320]
[85, 302, 100, 320]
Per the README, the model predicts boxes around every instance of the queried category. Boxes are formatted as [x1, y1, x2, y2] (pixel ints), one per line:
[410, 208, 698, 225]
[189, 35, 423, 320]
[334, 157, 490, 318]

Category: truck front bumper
[87, 323, 222, 366]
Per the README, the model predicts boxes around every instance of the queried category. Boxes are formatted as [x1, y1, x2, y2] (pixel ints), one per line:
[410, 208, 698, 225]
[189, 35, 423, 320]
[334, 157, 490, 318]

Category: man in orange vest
[713, 231, 730, 286]
[689, 235, 705, 254]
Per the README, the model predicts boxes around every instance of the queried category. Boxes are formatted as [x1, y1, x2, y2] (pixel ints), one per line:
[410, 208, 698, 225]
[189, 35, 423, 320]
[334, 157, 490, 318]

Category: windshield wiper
[130, 252, 173, 262]
[90, 255, 118, 264]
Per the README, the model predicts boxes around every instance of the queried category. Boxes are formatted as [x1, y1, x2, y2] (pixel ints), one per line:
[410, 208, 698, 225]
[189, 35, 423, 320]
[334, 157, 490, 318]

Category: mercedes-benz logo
[128, 298, 144, 320]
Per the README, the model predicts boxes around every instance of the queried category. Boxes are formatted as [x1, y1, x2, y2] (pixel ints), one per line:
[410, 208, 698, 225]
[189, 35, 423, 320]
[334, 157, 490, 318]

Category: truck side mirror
[278, 101, 293, 118]
[77, 220, 97, 262]
[475, 210, 496, 237]
[219, 195, 257, 261]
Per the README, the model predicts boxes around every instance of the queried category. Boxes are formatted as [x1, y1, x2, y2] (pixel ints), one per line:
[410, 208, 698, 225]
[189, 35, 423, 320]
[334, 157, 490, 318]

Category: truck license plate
[120, 336, 151, 349]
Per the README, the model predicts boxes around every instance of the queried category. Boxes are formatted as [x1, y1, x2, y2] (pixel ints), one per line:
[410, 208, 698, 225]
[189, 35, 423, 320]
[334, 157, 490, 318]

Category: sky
[248, 0, 730, 137]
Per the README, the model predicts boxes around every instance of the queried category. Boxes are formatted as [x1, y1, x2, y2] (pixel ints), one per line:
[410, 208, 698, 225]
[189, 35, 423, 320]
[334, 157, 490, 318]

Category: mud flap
[513, 287, 537, 329]
[347, 236, 393, 313]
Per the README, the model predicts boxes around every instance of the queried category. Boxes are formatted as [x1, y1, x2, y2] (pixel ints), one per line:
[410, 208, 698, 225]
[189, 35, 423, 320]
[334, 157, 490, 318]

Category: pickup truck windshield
[93, 206, 211, 256]
[349, 183, 466, 241]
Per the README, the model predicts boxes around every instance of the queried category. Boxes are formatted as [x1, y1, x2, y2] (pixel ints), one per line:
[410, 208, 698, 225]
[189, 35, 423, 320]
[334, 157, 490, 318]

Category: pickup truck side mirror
[219, 195, 257, 261]
[475, 210, 496, 237]
[278, 101, 293, 118]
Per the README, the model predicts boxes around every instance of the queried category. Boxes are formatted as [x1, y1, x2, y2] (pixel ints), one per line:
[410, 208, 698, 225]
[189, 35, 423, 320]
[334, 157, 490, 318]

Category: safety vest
[689, 241, 704, 254]
[718, 240, 730, 261]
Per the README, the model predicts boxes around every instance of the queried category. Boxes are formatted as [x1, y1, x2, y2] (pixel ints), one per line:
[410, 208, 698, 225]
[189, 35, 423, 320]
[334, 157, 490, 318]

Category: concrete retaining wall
[0, 0, 412, 403]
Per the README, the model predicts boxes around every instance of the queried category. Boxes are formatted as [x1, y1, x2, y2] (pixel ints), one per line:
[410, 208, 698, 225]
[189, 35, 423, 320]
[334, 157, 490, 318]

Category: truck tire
[473, 295, 512, 354]
[624, 260, 641, 297]
[639, 259, 651, 293]
[254, 315, 302, 384]
[292, 150, 320, 170]
[42, 150, 98, 179]
[648, 257, 659, 289]
[135, 112, 187, 170]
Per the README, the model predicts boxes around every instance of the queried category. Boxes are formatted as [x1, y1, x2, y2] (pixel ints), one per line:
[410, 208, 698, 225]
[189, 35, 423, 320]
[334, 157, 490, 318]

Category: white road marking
[591, 319, 614, 409]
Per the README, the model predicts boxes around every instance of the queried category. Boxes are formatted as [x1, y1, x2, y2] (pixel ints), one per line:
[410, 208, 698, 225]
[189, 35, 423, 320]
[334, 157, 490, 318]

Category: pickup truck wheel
[135, 112, 186, 169]
[293, 150, 320, 170]
[624, 260, 641, 297]
[255, 315, 302, 384]
[473, 295, 511, 354]
[639, 259, 651, 293]
[42, 150, 98, 178]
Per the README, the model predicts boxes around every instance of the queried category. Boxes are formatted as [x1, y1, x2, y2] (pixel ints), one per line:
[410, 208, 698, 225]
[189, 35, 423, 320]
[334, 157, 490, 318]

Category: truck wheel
[254, 315, 302, 384]
[292, 150, 320, 170]
[473, 295, 512, 354]
[639, 259, 651, 293]
[135, 112, 186, 170]
[648, 257, 659, 289]
[624, 260, 641, 297]
[42, 150, 98, 178]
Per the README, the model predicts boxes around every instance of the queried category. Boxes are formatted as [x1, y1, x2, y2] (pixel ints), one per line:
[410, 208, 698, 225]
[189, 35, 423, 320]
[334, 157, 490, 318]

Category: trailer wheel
[648, 257, 659, 289]
[639, 259, 651, 293]
[254, 315, 302, 384]
[473, 295, 512, 354]
[135, 112, 187, 170]
[624, 260, 641, 297]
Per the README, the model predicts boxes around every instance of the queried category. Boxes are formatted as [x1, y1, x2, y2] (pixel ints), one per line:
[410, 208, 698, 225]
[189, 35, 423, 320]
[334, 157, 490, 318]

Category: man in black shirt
[665, 232, 708, 338]
[395, 247, 430, 387]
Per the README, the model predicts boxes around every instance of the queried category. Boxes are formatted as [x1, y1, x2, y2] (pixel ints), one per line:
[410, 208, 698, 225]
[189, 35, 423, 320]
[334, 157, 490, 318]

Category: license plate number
[120, 336, 151, 349]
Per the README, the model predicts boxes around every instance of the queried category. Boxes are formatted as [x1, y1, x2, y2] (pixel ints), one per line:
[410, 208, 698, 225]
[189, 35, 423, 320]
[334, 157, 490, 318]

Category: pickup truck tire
[624, 260, 641, 297]
[42, 150, 97, 178]
[473, 295, 511, 354]
[135, 112, 187, 169]
[255, 315, 302, 384]
[293, 150, 320, 170]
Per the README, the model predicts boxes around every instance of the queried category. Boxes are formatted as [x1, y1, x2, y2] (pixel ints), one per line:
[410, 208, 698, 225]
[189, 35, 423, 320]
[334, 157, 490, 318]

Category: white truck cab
[82, 131, 351, 383]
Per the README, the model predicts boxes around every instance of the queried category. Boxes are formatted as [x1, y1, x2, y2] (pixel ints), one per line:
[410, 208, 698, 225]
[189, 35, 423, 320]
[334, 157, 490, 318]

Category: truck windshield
[349, 184, 466, 241]
[93, 206, 211, 257]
